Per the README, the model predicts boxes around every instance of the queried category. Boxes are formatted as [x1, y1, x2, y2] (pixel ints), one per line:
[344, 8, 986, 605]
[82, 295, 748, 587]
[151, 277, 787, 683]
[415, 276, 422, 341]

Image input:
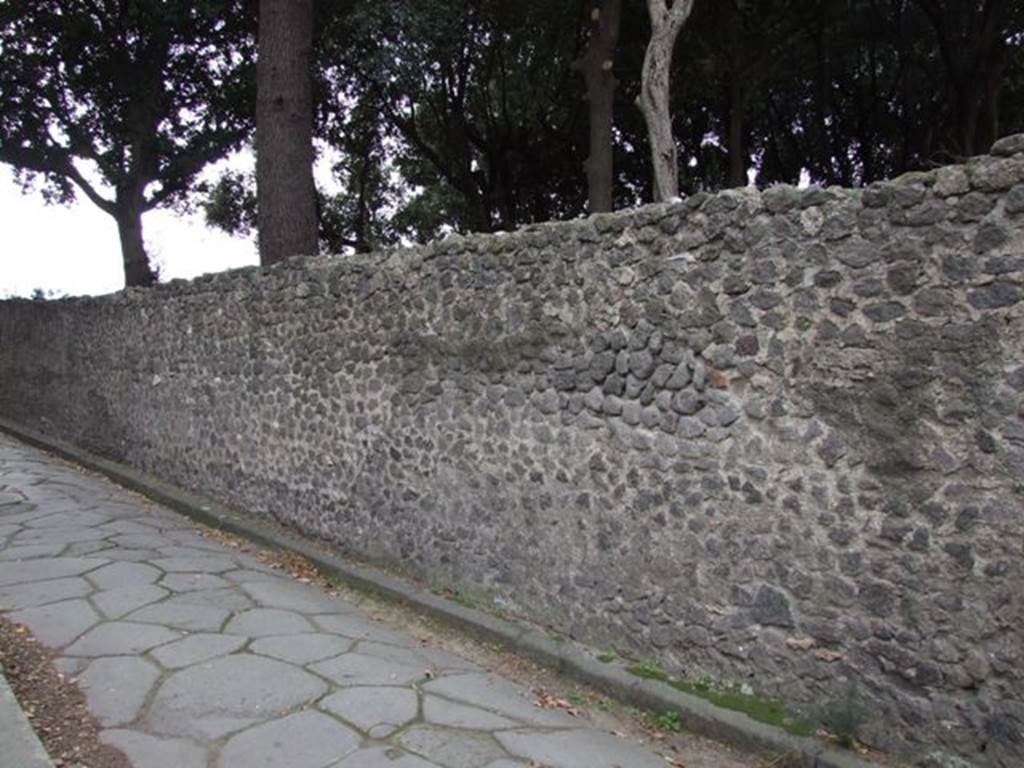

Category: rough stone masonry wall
[3, 137, 1024, 766]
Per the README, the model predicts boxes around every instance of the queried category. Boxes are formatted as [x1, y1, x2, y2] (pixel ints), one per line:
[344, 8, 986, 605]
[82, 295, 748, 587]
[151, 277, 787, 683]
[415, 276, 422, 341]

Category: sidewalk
[0, 433, 675, 768]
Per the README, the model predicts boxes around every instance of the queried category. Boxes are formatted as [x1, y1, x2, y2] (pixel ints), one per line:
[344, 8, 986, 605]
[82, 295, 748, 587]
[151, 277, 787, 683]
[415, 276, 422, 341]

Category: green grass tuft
[626, 665, 817, 738]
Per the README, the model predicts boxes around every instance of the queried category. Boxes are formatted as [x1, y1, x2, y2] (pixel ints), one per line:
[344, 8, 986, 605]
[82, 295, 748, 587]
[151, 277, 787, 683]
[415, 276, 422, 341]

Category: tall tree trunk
[726, 78, 746, 187]
[114, 188, 156, 287]
[256, 0, 318, 266]
[575, 0, 622, 213]
[637, 0, 696, 202]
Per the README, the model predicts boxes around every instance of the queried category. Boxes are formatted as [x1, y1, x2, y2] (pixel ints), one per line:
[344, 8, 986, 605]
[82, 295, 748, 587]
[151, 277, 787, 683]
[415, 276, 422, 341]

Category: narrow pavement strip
[0, 432, 680, 768]
[0, 665, 53, 768]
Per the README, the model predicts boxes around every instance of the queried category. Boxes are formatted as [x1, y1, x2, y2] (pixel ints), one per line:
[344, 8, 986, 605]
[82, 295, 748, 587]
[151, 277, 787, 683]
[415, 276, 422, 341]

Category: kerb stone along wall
[3, 137, 1023, 766]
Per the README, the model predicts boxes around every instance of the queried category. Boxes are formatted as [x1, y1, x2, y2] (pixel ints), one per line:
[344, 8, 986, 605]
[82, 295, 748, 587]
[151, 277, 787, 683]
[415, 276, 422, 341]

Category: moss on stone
[627, 666, 817, 738]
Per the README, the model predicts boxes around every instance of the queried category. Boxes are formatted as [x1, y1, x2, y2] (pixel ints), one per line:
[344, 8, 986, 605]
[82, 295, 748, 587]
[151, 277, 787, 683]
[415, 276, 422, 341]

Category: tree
[0, 1, 255, 286]
[911, 0, 1017, 159]
[256, 0, 318, 266]
[637, 0, 696, 201]
[326, 0, 593, 236]
[574, 0, 623, 212]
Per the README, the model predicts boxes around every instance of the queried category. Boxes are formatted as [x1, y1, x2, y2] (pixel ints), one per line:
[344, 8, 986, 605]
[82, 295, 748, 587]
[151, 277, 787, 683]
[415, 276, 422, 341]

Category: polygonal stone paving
[125, 600, 231, 632]
[423, 673, 580, 727]
[146, 654, 328, 740]
[311, 651, 429, 687]
[0, 556, 108, 586]
[496, 728, 671, 767]
[65, 621, 181, 656]
[217, 711, 360, 768]
[330, 746, 438, 768]
[0, 576, 92, 610]
[8, 597, 100, 646]
[0, 433, 674, 768]
[223, 607, 314, 636]
[399, 725, 508, 768]
[79, 656, 162, 726]
[423, 695, 521, 730]
[150, 634, 248, 669]
[100, 730, 209, 768]
[249, 633, 352, 665]
[93, 584, 169, 618]
[320, 686, 419, 736]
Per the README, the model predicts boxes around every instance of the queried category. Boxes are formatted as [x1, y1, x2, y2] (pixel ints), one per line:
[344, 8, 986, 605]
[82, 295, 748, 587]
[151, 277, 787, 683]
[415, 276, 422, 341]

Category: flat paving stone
[126, 600, 231, 632]
[423, 674, 578, 727]
[147, 654, 327, 740]
[100, 729, 209, 768]
[79, 656, 161, 726]
[150, 633, 247, 669]
[423, 695, 521, 730]
[241, 579, 352, 614]
[113, 534, 180, 550]
[496, 728, 669, 768]
[88, 562, 163, 589]
[217, 710, 360, 768]
[14, 527, 112, 545]
[25, 510, 112, 528]
[157, 545, 235, 560]
[311, 652, 428, 687]
[320, 686, 418, 735]
[312, 613, 418, 647]
[398, 725, 508, 768]
[224, 608, 314, 637]
[92, 584, 169, 618]
[331, 746, 438, 768]
[0, 557, 108, 587]
[98, 548, 164, 563]
[0, 508, 49, 525]
[100, 520, 168, 535]
[160, 573, 232, 592]
[0, 576, 92, 610]
[0, 542, 68, 560]
[222, 568, 285, 585]
[161, 531, 229, 550]
[358, 640, 479, 673]
[249, 633, 353, 665]
[65, 621, 181, 657]
[151, 556, 237, 573]
[167, 587, 254, 611]
[65, 540, 114, 556]
[7, 597, 100, 647]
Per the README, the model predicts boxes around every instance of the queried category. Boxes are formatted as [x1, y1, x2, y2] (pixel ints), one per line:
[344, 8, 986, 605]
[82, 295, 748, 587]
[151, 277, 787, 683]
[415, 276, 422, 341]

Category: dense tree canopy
[307, 0, 1023, 247]
[3, 0, 1021, 282]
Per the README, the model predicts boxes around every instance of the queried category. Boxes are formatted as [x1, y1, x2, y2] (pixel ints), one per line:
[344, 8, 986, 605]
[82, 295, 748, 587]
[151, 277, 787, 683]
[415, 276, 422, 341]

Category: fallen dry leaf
[814, 649, 845, 663]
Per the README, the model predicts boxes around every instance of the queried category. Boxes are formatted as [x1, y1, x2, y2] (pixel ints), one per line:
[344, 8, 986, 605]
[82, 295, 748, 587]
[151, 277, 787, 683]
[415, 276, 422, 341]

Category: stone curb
[0, 668, 53, 768]
[0, 417, 877, 768]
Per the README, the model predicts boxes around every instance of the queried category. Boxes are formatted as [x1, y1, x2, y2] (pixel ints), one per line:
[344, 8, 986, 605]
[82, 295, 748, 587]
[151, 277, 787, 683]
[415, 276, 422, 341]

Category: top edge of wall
[6, 133, 1024, 307]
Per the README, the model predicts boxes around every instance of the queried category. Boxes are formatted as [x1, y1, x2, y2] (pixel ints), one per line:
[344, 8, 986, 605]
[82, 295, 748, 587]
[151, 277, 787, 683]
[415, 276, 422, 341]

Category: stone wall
[3, 137, 1023, 766]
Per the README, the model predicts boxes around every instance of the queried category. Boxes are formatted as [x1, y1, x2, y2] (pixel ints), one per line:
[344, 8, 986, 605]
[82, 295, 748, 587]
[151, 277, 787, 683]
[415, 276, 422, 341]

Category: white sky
[0, 159, 258, 299]
[0, 144, 358, 298]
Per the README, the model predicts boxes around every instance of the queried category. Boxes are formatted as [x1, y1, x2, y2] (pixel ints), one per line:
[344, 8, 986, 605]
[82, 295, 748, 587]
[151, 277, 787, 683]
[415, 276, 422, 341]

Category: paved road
[0, 434, 670, 768]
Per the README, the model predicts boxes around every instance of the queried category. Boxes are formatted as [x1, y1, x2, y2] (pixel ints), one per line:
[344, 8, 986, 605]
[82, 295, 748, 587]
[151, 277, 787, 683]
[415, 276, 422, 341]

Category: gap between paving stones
[0, 416, 878, 768]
